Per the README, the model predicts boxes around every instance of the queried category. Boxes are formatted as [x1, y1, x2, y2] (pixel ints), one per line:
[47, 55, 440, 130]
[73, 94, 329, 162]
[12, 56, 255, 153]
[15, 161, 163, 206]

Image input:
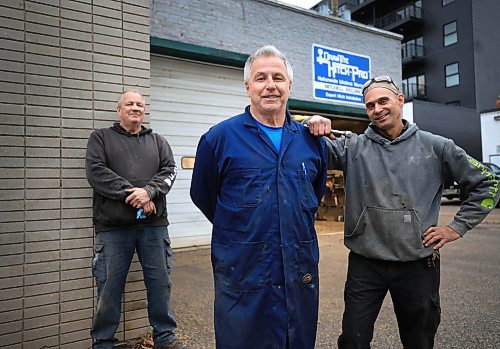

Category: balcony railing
[401, 42, 425, 61]
[374, 3, 422, 29]
[402, 82, 426, 100]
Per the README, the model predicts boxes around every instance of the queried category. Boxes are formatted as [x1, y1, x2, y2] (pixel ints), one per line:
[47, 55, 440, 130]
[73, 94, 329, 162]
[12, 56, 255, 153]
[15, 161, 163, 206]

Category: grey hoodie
[327, 121, 499, 261]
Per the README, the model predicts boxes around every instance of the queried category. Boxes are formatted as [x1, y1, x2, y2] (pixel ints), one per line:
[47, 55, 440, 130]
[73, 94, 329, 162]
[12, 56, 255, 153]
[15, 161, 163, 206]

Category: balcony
[401, 42, 425, 65]
[373, 2, 423, 32]
[402, 82, 426, 101]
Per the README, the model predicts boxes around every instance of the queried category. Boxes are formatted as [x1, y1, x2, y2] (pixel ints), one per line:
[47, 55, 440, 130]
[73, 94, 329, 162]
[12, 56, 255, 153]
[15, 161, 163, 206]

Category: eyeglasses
[361, 75, 399, 95]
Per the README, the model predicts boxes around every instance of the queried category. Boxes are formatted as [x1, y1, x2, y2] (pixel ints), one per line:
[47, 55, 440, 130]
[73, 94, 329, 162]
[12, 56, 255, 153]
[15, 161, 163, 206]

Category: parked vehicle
[442, 162, 500, 205]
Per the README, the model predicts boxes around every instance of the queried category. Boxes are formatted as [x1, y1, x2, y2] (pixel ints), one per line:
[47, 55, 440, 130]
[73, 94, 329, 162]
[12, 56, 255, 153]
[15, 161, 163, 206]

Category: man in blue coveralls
[190, 45, 328, 349]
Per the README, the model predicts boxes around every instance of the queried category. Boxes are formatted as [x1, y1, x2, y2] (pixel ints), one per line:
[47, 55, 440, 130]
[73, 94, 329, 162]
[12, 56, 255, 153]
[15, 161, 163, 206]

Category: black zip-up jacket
[85, 122, 177, 232]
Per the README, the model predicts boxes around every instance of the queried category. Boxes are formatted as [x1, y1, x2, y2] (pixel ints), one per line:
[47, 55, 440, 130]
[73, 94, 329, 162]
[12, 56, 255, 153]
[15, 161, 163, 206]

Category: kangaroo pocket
[346, 206, 426, 261]
[212, 240, 267, 292]
[94, 179, 167, 226]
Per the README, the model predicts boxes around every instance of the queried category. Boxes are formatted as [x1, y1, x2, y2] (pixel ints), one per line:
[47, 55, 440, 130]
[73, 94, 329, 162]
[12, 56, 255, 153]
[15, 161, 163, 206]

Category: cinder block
[24, 293, 60, 309]
[1, 71, 24, 84]
[0, 254, 23, 267]
[23, 323, 60, 342]
[61, 138, 89, 149]
[61, 88, 93, 101]
[25, 11, 59, 26]
[93, 61, 123, 75]
[61, 78, 93, 91]
[25, 21, 60, 36]
[123, 12, 148, 26]
[0, 168, 24, 178]
[61, 47, 92, 61]
[123, 76, 150, 89]
[26, 53, 61, 66]
[61, 148, 86, 159]
[25, 136, 60, 148]
[96, 0, 121, 11]
[25, 95, 61, 107]
[0, 298, 23, 312]
[24, 281, 59, 297]
[61, 227, 93, 239]
[0, 210, 24, 223]
[93, 24, 122, 38]
[61, 277, 92, 292]
[25, 32, 60, 47]
[25, 199, 61, 210]
[0, 92, 24, 104]
[0, 188, 24, 200]
[25, 260, 59, 275]
[61, 27, 92, 42]
[60, 0, 91, 13]
[0, 146, 24, 157]
[123, 3, 149, 17]
[0, 221, 24, 234]
[61, 58, 92, 71]
[25, 209, 61, 221]
[61, 68, 92, 81]
[0, 26, 24, 41]
[1, 49, 24, 62]
[59, 257, 91, 271]
[61, 267, 91, 281]
[60, 298, 93, 312]
[25, 42, 60, 57]
[0, 286, 23, 301]
[61, 237, 93, 249]
[24, 229, 60, 242]
[0, 332, 22, 347]
[61, 37, 92, 51]
[25, 188, 61, 200]
[25, 1, 59, 16]
[61, 108, 93, 120]
[24, 271, 60, 286]
[23, 303, 59, 319]
[24, 250, 60, 264]
[61, 8, 92, 22]
[24, 314, 59, 330]
[61, 247, 93, 258]
[25, 239, 60, 254]
[26, 116, 60, 127]
[61, 178, 90, 188]
[93, 42, 123, 56]
[26, 74, 60, 87]
[25, 218, 61, 231]
[0, 60, 24, 73]
[93, 81, 124, 93]
[25, 167, 61, 178]
[92, 14, 121, 28]
[60, 308, 93, 323]
[92, 5, 121, 20]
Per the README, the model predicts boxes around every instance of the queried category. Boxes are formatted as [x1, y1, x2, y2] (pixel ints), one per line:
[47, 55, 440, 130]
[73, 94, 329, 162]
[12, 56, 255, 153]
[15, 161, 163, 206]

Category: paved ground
[133, 203, 500, 348]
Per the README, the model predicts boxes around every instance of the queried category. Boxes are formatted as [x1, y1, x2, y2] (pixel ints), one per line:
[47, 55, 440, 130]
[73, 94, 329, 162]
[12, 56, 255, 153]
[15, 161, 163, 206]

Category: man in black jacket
[85, 90, 187, 349]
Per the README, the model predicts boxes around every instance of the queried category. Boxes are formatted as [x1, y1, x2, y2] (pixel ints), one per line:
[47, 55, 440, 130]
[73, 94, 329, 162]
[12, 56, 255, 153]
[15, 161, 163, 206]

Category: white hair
[243, 45, 293, 83]
[117, 89, 145, 108]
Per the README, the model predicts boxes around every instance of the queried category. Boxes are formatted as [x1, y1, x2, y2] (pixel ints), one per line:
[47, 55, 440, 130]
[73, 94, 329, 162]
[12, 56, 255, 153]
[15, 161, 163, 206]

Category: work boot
[156, 339, 190, 349]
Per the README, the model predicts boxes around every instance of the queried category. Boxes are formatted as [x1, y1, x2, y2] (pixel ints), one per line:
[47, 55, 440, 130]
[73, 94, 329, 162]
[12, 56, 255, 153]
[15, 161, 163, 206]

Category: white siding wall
[150, 55, 249, 248]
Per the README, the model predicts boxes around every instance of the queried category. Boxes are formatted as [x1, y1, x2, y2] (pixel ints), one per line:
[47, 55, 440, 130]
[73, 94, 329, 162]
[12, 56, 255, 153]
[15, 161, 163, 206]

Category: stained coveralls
[190, 107, 327, 349]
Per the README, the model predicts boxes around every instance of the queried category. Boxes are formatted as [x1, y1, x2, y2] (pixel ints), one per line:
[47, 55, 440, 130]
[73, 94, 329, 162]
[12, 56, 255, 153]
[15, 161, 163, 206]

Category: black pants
[338, 252, 441, 349]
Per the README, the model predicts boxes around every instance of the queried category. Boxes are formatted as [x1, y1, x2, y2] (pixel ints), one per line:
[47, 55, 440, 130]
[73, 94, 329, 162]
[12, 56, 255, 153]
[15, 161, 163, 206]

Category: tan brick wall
[0, 0, 150, 347]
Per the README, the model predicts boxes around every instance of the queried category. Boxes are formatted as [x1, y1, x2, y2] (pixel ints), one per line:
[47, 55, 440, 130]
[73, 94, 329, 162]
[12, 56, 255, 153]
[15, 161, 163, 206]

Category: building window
[402, 74, 426, 100]
[445, 63, 459, 87]
[444, 21, 457, 46]
[443, 0, 454, 5]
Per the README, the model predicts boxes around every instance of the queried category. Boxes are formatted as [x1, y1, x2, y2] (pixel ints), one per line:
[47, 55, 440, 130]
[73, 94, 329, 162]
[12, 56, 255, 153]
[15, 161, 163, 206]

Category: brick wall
[0, 1, 151, 347]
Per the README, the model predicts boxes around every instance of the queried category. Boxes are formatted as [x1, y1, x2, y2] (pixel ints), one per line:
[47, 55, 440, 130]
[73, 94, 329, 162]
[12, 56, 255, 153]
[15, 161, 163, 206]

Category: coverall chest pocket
[227, 169, 263, 208]
[298, 169, 318, 209]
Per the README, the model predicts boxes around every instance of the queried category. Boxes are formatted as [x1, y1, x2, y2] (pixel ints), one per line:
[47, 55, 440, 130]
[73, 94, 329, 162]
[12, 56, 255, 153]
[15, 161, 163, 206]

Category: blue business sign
[312, 44, 371, 106]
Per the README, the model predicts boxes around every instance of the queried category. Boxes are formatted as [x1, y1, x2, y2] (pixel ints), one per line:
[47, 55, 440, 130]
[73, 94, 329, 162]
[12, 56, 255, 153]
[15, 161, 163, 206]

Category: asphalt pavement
[168, 203, 500, 348]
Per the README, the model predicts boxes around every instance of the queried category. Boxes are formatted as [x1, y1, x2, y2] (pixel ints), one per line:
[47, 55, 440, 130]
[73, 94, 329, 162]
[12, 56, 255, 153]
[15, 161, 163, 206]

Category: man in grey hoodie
[306, 76, 499, 349]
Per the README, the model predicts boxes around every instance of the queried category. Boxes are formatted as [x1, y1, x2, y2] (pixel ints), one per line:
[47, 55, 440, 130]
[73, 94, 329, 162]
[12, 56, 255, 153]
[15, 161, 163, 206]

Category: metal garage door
[150, 55, 248, 248]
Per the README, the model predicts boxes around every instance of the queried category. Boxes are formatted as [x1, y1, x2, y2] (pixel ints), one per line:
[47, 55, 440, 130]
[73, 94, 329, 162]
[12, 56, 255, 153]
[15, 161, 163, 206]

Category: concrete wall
[0, 0, 151, 347]
[412, 100, 481, 160]
[150, 0, 403, 100]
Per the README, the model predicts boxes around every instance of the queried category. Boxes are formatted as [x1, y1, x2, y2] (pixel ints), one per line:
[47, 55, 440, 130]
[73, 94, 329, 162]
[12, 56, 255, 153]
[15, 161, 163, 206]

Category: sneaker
[156, 339, 190, 349]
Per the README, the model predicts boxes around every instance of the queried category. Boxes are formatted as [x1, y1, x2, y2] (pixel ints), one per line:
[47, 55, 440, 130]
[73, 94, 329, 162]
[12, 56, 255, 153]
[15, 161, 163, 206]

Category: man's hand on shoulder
[125, 187, 151, 208]
[423, 225, 461, 250]
[306, 115, 335, 139]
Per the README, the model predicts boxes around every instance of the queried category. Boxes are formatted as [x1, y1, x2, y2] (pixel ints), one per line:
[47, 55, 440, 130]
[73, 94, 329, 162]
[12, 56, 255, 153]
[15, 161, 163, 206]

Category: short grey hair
[117, 89, 145, 108]
[243, 45, 293, 83]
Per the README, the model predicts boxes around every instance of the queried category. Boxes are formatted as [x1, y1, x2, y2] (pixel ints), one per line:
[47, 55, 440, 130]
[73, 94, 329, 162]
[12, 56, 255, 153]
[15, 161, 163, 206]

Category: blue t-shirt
[256, 121, 283, 153]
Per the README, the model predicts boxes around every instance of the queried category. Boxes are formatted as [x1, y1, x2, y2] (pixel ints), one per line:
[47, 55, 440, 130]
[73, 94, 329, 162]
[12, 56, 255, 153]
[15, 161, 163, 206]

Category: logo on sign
[312, 44, 371, 106]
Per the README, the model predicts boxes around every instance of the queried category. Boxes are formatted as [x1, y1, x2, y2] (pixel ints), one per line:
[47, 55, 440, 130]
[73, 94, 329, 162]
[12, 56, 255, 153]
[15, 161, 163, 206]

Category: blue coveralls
[190, 107, 327, 349]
